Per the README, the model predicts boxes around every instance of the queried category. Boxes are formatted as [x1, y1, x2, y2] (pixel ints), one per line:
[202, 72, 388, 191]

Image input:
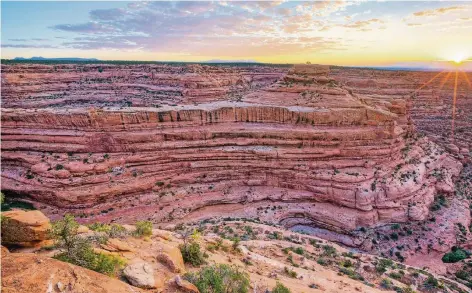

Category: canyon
[1, 62, 471, 281]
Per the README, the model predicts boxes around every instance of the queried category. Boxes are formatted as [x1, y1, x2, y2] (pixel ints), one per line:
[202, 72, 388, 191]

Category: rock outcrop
[1, 210, 51, 247]
[1, 63, 464, 247]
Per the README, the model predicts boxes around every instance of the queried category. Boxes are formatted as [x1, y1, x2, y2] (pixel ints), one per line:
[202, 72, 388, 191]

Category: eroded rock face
[1, 210, 51, 247]
[0, 63, 464, 245]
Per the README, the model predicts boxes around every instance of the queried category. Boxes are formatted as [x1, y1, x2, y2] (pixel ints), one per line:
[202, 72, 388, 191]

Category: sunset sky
[2, 1, 472, 67]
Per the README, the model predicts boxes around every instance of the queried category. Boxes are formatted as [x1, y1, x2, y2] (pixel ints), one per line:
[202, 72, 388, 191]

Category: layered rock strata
[1, 63, 462, 242]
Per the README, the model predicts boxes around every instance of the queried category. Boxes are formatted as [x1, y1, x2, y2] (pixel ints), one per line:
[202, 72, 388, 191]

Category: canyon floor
[1, 62, 471, 292]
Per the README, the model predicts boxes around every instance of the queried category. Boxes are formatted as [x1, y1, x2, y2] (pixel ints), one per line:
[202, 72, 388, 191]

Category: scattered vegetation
[184, 264, 250, 293]
[50, 214, 125, 276]
[180, 230, 205, 266]
[272, 282, 291, 293]
[442, 247, 468, 263]
[133, 220, 153, 237]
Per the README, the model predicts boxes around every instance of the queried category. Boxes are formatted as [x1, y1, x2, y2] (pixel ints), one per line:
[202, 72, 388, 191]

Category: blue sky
[1, 1, 472, 66]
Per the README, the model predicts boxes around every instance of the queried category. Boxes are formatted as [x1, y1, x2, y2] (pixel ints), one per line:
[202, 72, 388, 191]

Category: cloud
[412, 6, 465, 17]
[343, 18, 384, 30]
[45, 1, 354, 55]
[90, 8, 126, 21]
[1, 44, 57, 48]
[51, 22, 116, 34]
[9, 38, 48, 42]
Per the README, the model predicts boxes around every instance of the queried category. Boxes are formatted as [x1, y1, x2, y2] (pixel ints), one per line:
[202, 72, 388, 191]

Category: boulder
[157, 244, 185, 273]
[123, 262, 156, 289]
[175, 275, 200, 293]
[1, 210, 51, 247]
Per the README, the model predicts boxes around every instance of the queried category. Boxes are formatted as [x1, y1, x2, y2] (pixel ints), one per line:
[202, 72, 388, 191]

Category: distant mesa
[13, 56, 100, 61]
[202, 59, 260, 63]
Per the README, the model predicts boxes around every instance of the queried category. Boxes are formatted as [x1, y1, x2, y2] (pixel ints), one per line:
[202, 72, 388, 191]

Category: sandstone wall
[1, 63, 462, 238]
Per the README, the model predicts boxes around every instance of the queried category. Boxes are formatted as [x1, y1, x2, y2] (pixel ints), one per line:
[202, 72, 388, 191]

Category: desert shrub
[339, 267, 364, 281]
[51, 214, 125, 276]
[184, 264, 250, 293]
[88, 222, 110, 233]
[272, 282, 291, 293]
[341, 259, 353, 268]
[89, 222, 128, 238]
[424, 275, 440, 289]
[389, 272, 402, 280]
[381, 278, 392, 289]
[455, 270, 468, 280]
[284, 267, 297, 278]
[293, 247, 304, 255]
[92, 253, 126, 276]
[181, 241, 205, 266]
[134, 221, 152, 237]
[376, 258, 393, 274]
[442, 247, 467, 263]
[108, 224, 128, 238]
[232, 237, 241, 251]
[50, 214, 79, 252]
[322, 245, 337, 257]
[317, 258, 328, 266]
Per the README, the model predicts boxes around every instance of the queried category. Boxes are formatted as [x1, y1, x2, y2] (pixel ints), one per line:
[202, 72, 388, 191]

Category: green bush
[108, 224, 128, 238]
[442, 248, 467, 263]
[51, 215, 125, 276]
[184, 264, 250, 293]
[322, 245, 337, 257]
[272, 282, 291, 293]
[93, 253, 126, 276]
[54, 248, 125, 276]
[87, 223, 128, 238]
[376, 258, 393, 274]
[380, 278, 392, 289]
[50, 214, 79, 252]
[317, 258, 328, 266]
[424, 275, 440, 289]
[134, 221, 152, 237]
[180, 242, 205, 266]
[88, 222, 110, 233]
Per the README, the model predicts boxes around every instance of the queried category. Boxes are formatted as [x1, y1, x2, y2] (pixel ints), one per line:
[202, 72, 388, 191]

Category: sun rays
[411, 61, 470, 142]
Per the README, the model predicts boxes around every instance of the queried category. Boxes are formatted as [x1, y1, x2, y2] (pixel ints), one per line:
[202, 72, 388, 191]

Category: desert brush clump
[180, 229, 205, 266]
[50, 214, 126, 276]
[184, 264, 250, 293]
[272, 282, 291, 293]
[133, 220, 153, 237]
[442, 247, 468, 263]
[88, 222, 129, 238]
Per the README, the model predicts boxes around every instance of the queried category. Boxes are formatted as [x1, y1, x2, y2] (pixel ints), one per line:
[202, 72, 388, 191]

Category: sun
[449, 52, 467, 64]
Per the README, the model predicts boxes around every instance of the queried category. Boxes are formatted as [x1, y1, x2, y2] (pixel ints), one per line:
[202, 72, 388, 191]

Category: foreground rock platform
[1, 63, 467, 245]
[1, 253, 145, 293]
